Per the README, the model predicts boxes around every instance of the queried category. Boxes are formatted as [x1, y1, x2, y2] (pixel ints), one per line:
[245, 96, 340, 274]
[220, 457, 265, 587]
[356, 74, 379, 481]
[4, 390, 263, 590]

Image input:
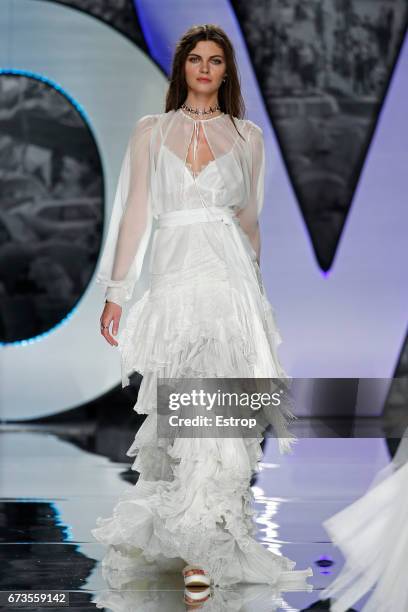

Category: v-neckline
[163, 144, 218, 180]
[185, 158, 217, 180]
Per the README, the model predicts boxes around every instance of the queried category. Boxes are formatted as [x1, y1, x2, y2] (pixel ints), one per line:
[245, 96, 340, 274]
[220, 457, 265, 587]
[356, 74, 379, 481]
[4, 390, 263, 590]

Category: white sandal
[182, 564, 212, 587]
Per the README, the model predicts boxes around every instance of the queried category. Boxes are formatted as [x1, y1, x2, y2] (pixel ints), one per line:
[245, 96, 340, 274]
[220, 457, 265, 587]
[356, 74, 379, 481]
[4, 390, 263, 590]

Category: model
[91, 24, 313, 595]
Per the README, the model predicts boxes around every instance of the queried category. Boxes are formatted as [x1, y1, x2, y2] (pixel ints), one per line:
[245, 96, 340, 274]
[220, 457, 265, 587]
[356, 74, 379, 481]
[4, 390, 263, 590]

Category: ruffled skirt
[92, 220, 313, 590]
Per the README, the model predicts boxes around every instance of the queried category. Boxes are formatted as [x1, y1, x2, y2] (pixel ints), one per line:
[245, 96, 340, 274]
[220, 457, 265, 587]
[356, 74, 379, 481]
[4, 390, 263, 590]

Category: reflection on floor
[0, 423, 392, 610]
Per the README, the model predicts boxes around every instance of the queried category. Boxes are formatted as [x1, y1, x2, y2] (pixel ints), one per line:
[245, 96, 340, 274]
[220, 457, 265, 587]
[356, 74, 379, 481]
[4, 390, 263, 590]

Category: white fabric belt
[156, 206, 237, 228]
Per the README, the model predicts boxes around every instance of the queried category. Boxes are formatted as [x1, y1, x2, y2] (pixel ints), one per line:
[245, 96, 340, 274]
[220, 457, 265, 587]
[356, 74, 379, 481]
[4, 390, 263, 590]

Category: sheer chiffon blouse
[96, 108, 266, 306]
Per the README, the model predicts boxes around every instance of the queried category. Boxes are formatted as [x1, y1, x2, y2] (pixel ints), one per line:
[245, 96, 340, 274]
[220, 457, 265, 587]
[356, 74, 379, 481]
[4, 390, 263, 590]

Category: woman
[91, 24, 313, 594]
[320, 432, 408, 612]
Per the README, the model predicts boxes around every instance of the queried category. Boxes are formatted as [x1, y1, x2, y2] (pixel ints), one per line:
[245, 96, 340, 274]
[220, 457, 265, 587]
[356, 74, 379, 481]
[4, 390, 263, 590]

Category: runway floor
[0, 422, 391, 611]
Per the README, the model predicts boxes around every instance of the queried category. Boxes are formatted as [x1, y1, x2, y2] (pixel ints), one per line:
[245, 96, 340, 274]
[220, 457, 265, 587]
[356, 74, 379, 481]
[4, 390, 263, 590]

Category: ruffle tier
[118, 278, 280, 385]
[92, 436, 313, 589]
[118, 276, 297, 452]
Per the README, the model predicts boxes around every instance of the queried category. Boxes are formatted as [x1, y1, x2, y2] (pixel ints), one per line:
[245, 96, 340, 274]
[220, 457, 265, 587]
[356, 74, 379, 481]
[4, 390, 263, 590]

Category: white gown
[91, 108, 313, 590]
[320, 434, 408, 611]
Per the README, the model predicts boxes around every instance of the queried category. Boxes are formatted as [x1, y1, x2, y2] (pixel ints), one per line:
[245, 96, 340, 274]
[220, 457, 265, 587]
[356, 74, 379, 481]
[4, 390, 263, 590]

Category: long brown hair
[165, 24, 246, 135]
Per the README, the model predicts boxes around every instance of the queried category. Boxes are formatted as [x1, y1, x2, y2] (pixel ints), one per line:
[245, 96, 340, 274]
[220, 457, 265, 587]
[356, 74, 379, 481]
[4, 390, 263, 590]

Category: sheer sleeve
[96, 115, 156, 307]
[237, 122, 265, 250]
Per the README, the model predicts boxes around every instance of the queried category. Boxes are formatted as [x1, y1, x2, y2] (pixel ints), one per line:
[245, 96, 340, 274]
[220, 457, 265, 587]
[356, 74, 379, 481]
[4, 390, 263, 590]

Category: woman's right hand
[100, 300, 122, 346]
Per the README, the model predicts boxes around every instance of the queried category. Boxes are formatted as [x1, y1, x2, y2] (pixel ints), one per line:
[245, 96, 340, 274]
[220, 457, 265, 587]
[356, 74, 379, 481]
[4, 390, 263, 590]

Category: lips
[197, 78, 211, 82]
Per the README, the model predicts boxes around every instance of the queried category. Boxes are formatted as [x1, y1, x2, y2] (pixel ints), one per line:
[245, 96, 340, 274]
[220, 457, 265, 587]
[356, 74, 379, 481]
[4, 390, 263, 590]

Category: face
[184, 40, 226, 95]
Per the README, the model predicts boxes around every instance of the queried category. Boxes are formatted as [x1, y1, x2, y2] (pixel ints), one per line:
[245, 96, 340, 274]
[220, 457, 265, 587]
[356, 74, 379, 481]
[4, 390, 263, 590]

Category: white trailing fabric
[320, 431, 408, 611]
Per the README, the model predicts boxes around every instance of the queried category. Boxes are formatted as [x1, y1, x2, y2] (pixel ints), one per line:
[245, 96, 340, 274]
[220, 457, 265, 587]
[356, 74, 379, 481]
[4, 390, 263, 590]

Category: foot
[182, 564, 212, 587]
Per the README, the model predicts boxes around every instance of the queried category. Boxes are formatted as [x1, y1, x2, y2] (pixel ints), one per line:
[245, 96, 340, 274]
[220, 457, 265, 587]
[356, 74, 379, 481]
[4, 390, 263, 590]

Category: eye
[188, 57, 223, 64]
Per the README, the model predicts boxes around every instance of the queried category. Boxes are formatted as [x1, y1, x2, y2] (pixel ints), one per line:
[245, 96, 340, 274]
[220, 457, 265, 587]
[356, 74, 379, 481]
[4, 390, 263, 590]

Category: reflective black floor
[0, 423, 387, 610]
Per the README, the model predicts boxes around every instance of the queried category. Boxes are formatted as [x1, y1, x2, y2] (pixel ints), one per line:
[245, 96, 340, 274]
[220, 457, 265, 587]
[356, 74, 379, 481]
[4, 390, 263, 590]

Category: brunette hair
[165, 24, 246, 132]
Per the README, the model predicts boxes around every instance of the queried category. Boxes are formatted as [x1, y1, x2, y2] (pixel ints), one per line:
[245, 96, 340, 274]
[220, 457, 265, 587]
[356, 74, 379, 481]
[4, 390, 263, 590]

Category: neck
[184, 93, 219, 113]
